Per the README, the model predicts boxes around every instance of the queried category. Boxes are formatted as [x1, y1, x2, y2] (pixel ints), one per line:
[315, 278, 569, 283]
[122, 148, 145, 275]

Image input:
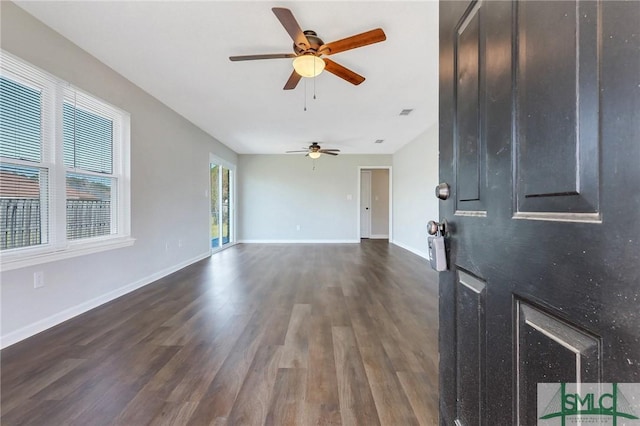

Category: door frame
[357, 166, 393, 242]
[209, 153, 236, 254]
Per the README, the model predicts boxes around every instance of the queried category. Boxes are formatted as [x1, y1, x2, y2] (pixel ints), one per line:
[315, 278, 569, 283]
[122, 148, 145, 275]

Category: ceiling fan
[229, 7, 386, 90]
[286, 142, 340, 159]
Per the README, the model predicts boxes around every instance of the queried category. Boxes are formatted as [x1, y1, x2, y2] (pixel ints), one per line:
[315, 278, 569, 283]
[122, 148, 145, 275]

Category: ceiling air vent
[399, 109, 413, 116]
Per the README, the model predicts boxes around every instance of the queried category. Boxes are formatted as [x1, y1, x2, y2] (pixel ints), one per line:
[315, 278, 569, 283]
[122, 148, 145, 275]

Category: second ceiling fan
[286, 142, 340, 159]
[229, 7, 386, 90]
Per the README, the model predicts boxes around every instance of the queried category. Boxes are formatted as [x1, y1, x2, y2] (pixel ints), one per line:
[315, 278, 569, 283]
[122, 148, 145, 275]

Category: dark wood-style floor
[1, 240, 439, 425]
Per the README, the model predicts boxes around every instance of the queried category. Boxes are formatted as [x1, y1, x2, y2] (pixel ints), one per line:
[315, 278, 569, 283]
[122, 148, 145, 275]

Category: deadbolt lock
[435, 182, 450, 200]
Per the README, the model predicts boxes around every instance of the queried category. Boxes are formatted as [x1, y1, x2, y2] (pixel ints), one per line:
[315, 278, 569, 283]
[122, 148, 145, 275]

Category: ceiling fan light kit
[292, 55, 325, 78]
[229, 7, 386, 90]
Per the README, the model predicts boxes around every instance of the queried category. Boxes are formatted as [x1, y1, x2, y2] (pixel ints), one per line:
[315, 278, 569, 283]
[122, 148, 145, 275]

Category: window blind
[63, 101, 113, 174]
[0, 67, 51, 250]
[0, 76, 42, 162]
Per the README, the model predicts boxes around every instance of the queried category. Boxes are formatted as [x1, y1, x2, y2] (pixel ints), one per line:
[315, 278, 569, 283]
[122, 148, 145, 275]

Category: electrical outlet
[165, 242, 169, 252]
[178, 239, 183, 248]
[34, 271, 44, 289]
[296, 225, 301, 231]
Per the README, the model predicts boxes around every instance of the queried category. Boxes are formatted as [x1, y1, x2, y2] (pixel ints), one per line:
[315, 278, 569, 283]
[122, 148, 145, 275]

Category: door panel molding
[513, 0, 601, 219]
[454, 0, 487, 215]
[455, 269, 487, 426]
[515, 299, 601, 425]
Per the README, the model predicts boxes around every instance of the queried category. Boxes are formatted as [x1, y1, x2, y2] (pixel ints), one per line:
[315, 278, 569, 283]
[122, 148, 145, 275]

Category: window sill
[0, 236, 136, 272]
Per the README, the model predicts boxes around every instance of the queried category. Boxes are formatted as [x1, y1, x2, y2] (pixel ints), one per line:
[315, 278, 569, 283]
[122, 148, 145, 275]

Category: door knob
[435, 182, 450, 200]
[427, 220, 446, 236]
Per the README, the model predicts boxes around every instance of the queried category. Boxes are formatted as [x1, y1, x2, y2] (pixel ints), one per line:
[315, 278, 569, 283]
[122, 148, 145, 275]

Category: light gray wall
[370, 169, 390, 237]
[392, 124, 439, 258]
[0, 2, 238, 347]
[238, 154, 392, 242]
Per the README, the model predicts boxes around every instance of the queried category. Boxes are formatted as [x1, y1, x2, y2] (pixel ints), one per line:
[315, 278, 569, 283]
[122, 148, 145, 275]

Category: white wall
[0, 2, 237, 347]
[238, 154, 392, 242]
[392, 124, 439, 258]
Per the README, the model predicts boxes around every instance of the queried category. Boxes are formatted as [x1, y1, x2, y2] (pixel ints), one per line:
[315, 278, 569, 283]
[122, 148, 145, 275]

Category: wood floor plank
[265, 368, 307, 426]
[397, 371, 440, 426]
[346, 297, 420, 426]
[280, 304, 312, 368]
[185, 311, 268, 424]
[305, 315, 342, 425]
[67, 344, 181, 425]
[1, 241, 438, 425]
[0, 357, 85, 414]
[166, 314, 252, 404]
[226, 344, 283, 425]
[306, 315, 340, 405]
[150, 401, 199, 426]
[332, 326, 381, 426]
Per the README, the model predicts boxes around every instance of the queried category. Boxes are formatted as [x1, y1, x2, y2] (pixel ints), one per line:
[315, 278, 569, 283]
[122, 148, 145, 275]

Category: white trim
[0, 50, 132, 268]
[211, 240, 238, 254]
[209, 154, 237, 254]
[357, 166, 393, 243]
[369, 234, 389, 239]
[0, 251, 210, 349]
[391, 240, 429, 260]
[0, 236, 136, 272]
[238, 239, 360, 244]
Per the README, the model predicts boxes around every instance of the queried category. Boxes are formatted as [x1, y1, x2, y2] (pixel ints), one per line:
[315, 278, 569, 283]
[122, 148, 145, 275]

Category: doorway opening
[358, 167, 392, 241]
[210, 156, 235, 252]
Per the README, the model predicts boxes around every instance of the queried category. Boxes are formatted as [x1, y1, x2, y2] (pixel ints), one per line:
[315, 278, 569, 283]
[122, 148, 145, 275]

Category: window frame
[1, 51, 133, 271]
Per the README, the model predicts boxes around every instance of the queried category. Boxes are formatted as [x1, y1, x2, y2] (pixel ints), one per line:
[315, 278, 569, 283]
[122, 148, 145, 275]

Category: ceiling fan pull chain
[313, 60, 317, 100]
[304, 78, 307, 111]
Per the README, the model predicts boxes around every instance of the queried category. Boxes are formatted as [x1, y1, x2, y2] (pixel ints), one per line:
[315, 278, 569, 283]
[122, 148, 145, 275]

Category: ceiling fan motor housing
[294, 30, 324, 55]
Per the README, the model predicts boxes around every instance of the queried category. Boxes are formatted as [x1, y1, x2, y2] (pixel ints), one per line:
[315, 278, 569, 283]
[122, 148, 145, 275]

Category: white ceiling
[16, 1, 439, 155]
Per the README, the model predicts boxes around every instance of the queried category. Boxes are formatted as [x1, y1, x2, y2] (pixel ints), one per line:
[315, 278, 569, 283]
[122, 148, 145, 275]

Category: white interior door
[360, 170, 371, 238]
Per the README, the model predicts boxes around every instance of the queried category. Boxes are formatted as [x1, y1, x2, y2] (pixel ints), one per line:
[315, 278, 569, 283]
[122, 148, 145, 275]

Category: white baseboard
[238, 239, 360, 244]
[369, 234, 389, 239]
[0, 251, 210, 349]
[391, 240, 429, 260]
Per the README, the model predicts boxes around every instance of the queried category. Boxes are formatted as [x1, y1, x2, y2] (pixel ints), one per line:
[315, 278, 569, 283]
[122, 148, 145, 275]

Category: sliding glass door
[210, 158, 233, 251]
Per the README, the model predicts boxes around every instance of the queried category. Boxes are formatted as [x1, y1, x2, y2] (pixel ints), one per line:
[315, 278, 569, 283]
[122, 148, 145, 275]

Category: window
[0, 51, 132, 270]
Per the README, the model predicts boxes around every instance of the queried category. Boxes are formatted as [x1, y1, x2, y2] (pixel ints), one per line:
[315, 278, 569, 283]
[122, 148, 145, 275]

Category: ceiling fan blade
[321, 151, 339, 156]
[272, 7, 310, 50]
[319, 28, 386, 56]
[286, 150, 309, 153]
[323, 59, 365, 85]
[229, 53, 296, 61]
[320, 149, 341, 152]
[283, 70, 302, 90]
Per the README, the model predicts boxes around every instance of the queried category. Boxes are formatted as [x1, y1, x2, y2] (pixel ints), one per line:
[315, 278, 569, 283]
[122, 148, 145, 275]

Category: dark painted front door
[438, 1, 640, 424]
